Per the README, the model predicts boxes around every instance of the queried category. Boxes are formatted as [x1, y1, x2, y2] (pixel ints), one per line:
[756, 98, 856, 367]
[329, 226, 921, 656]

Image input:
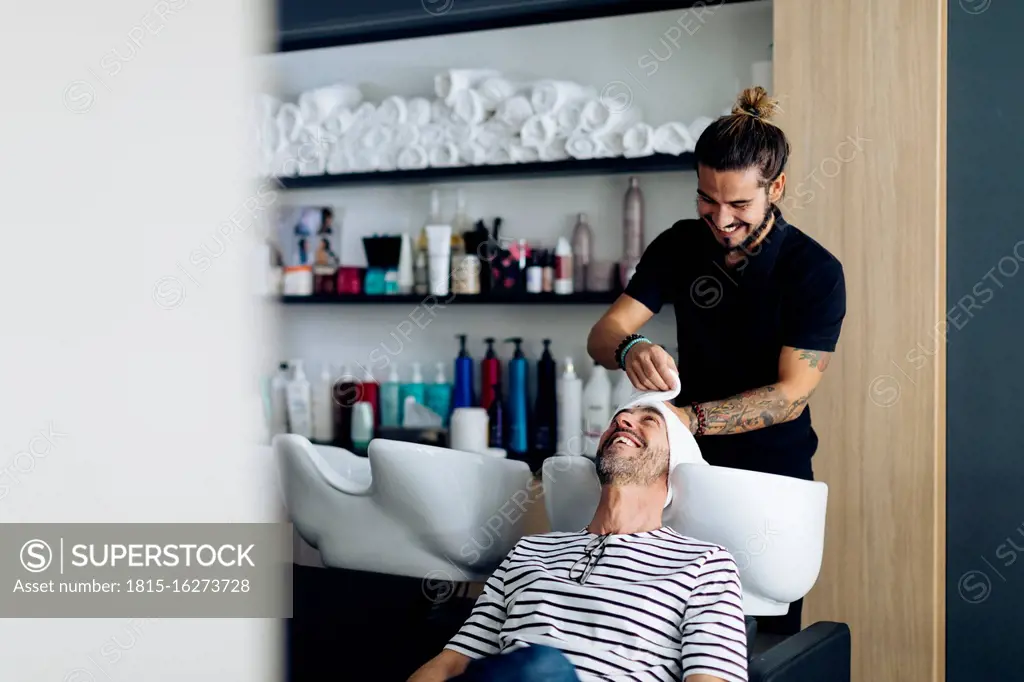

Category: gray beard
[595, 441, 670, 486]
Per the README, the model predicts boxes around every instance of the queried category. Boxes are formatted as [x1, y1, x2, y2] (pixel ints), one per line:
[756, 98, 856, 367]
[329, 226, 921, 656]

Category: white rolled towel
[326, 145, 352, 174]
[406, 97, 432, 127]
[451, 89, 486, 126]
[477, 77, 520, 111]
[351, 102, 378, 125]
[427, 143, 461, 168]
[431, 99, 457, 124]
[538, 137, 570, 162]
[419, 123, 448, 147]
[446, 123, 478, 147]
[531, 80, 596, 115]
[298, 84, 362, 126]
[376, 96, 408, 125]
[357, 123, 396, 152]
[396, 145, 429, 170]
[295, 127, 330, 176]
[555, 99, 587, 137]
[509, 142, 540, 164]
[457, 140, 488, 166]
[579, 97, 640, 135]
[435, 69, 500, 106]
[256, 94, 281, 123]
[566, 132, 613, 161]
[349, 148, 379, 173]
[520, 114, 557, 148]
[689, 116, 715, 143]
[476, 121, 516, 149]
[275, 103, 304, 144]
[484, 142, 512, 166]
[653, 122, 696, 155]
[321, 108, 357, 138]
[599, 131, 626, 158]
[392, 123, 419, 149]
[494, 95, 534, 129]
[622, 123, 655, 158]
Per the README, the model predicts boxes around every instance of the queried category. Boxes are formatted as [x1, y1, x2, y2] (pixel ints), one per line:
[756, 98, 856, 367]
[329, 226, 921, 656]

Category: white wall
[260, 2, 772, 385]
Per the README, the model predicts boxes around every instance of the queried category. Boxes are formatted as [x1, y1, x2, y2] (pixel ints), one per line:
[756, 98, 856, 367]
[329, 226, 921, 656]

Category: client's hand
[624, 342, 678, 392]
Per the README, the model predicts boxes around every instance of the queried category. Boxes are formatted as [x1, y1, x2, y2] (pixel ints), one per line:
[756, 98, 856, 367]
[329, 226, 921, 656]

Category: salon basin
[274, 435, 534, 581]
[541, 456, 828, 616]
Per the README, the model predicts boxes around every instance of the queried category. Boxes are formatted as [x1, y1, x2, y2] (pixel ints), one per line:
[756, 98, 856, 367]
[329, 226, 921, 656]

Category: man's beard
[595, 438, 670, 486]
[705, 204, 774, 255]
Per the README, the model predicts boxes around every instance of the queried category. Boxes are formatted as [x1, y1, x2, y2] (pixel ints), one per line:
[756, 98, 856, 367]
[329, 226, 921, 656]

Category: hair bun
[732, 86, 779, 122]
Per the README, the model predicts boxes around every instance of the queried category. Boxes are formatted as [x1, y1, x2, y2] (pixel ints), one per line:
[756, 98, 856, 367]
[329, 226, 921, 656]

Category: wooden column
[772, 2, 946, 680]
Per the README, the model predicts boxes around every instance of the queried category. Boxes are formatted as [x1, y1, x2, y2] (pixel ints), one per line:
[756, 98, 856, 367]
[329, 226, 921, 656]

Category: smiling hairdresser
[586, 86, 847, 636]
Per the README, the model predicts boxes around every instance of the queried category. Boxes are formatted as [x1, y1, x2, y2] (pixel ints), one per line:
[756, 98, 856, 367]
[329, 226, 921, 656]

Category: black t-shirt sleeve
[782, 259, 846, 352]
[623, 226, 677, 313]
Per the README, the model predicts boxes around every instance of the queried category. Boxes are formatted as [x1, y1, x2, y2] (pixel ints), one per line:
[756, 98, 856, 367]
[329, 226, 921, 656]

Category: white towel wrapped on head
[653, 122, 696, 155]
[622, 122, 656, 158]
[495, 95, 534, 129]
[435, 69, 500, 106]
[608, 371, 708, 507]
[531, 80, 596, 115]
[396, 145, 429, 170]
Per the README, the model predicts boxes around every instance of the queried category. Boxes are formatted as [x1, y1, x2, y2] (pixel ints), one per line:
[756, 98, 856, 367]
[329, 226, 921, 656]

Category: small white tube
[426, 224, 452, 296]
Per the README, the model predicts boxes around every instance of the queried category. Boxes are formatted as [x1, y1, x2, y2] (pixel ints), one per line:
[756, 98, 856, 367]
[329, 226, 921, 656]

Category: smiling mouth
[608, 429, 645, 449]
[703, 215, 746, 236]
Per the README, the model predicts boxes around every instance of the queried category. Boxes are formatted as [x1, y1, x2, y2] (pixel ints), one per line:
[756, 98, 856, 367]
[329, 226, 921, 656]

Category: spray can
[453, 334, 475, 410]
[505, 338, 529, 459]
[556, 358, 583, 456]
[571, 213, 593, 293]
[481, 337, 501, 411]
[533, 339, 558, 462]
[621, 176, 645, 286]
[333, 364, 360, 448]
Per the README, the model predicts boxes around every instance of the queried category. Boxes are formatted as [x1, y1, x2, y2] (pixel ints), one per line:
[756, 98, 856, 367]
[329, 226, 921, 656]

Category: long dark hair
[694, 87, 789, 188]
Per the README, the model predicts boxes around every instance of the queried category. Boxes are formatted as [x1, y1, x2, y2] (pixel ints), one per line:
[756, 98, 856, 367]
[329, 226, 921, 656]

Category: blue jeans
[452, 645, 580, 682]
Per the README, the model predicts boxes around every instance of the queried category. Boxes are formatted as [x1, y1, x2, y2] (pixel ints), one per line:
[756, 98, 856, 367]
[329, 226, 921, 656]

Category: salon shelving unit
[276, 153, 695, 189]
[281, 291, 622, 305]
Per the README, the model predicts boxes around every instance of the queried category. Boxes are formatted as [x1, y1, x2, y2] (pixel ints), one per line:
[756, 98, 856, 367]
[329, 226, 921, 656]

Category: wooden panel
[772, 2, 945, 681]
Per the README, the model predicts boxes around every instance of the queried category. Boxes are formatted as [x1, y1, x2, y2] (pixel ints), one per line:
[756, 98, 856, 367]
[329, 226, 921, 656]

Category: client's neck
[587, 484, 665, 535]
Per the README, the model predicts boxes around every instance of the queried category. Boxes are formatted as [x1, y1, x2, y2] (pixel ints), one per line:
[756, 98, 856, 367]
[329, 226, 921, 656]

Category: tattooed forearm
[796, 349, 831, 372]
[696, 384, 813, 435]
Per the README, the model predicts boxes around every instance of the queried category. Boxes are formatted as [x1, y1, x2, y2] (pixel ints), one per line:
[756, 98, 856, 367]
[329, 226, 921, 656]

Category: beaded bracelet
[691, 402, 707, 437]
[616, 335, 652, 370]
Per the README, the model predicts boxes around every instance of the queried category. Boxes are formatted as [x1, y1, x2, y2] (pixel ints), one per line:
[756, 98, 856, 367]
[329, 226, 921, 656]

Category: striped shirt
[446, 528, 747, 682]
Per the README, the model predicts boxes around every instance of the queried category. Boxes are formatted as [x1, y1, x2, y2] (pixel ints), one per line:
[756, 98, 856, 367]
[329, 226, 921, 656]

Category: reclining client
[408, 393, 747, 682]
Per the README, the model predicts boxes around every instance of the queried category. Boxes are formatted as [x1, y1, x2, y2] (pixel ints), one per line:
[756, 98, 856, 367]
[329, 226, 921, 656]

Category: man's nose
[614, 412, 636, 429]
[711, 209, 733, 228]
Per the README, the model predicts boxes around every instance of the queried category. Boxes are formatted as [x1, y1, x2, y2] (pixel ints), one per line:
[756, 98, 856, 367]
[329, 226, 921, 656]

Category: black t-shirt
[624, 208, 846, 479]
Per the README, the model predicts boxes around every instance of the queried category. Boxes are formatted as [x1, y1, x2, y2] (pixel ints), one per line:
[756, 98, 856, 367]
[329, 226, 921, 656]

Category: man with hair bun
[587, 87, 847, 637]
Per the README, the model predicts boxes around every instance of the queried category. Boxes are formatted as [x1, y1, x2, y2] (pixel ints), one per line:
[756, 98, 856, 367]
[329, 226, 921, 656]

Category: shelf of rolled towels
[251, 69, 720, 178]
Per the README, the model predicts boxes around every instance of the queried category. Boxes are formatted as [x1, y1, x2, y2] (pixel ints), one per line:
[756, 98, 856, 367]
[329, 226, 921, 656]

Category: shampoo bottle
[481, 337, 501, 411]
[286, 359, 313, 439]
[380, 364, 401, 428]
[399, 362, 426, 426]
[358, 366, 380, 426]
[312, 363, 335, 443]
[582, 361, 612, 457]
[556, 358, 583, 456]
[505, 338, 529, 459]
[488, 381, 505, 448]
[333, 364, 358, 448]
[532, 339, 557, 461]
[425, 362, 453, 427]
[453, 334, 475, 410]
[270, 361, 290, 436]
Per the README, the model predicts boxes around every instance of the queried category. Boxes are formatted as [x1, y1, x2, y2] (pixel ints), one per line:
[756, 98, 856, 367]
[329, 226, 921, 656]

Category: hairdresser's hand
[624, 342, 678, 392]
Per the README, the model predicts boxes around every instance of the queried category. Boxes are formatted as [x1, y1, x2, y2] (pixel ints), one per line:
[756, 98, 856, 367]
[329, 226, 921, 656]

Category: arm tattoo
[796, 349, 831, 372]
[700, 385, 814, 435]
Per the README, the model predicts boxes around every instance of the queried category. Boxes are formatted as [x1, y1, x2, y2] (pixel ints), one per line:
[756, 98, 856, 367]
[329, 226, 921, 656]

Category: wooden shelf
[281, 291, 622, 305]
[275, 153, 694, 189]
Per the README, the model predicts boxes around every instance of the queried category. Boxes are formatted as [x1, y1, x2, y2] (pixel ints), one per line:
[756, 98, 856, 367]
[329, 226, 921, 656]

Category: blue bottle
[505, 338, 529, 458]
[453, 334, 474, 410]
[425, 362, 453, 427]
